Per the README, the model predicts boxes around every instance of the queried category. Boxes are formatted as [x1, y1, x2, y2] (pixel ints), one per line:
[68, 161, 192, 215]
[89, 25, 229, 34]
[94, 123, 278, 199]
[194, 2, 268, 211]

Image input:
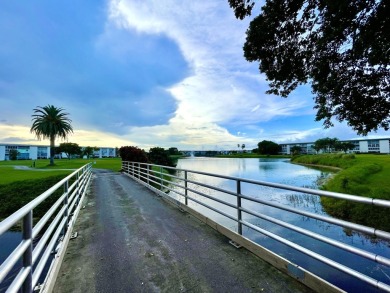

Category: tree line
[253, 137, 356, 155]
[118, 146, 179, 168]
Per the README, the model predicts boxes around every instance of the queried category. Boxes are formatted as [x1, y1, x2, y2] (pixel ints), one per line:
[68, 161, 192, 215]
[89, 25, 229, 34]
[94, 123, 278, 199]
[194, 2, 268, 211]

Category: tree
[9, 149, 18, 160]
[241, 144, 245, 152]
[290, 145, 302, 155]
[257, 140, 281, 155]
[57, 142, 81, 159]
[148, 147, 176, 167]
[313, 137, 339, 153]
[83, 146, 98, 159]
[168, 147, 179, 155]
[335, 141, 356, 153]
[229, 0, 389, 135]
[119, 146, 149, 163]
[30, 105, 73, 166]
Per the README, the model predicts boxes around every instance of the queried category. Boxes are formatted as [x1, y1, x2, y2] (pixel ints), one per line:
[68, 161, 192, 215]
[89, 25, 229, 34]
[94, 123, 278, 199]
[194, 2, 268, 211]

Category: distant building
[0, 143, 116, 161]
[279, 138, 390, 155]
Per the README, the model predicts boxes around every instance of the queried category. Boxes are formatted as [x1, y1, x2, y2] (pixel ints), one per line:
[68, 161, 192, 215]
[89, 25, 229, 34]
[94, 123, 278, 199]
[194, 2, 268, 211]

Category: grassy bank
[292, 154, 390, 231]
[0, 158, 122, 219]
[0, 175, 67, 220]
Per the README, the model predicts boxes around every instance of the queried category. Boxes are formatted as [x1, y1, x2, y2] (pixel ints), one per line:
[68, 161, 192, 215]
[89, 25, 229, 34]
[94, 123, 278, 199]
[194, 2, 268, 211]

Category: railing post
[63, 180, 69, 234]
[237, 180, 242, 235]
[22, 211, 33, 293]
[184, 171, 188, 205]
[147, 164, 150, 185]
[76, 171, 80, 205]
[131, 162, 134, 177]
[160, 166, 163, 189]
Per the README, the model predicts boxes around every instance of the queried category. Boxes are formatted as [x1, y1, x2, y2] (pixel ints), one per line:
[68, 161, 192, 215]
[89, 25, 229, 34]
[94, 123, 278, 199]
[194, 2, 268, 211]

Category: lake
[170, 157, 390, 292]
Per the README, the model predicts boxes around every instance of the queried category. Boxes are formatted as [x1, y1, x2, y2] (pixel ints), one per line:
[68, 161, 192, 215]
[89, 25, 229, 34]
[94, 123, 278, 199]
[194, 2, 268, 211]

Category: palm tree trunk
[50, 136, 55, 166]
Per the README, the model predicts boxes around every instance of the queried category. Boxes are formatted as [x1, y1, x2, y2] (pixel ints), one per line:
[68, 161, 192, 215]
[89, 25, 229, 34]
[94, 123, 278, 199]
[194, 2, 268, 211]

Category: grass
[292, 154, 390, 230]
[0, 175, 66, 220]
[0, 158, 122, 185]
[0, 158, 122, 219]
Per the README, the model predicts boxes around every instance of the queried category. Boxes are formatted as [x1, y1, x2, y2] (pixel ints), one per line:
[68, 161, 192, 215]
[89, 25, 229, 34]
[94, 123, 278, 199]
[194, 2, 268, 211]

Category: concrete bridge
[52, 169, 314, 292]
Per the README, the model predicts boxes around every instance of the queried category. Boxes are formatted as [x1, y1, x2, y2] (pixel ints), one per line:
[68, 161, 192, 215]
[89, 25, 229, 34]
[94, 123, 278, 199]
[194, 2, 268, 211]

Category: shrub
[148, 147, 176, 168]
[119, 146, 149, 163]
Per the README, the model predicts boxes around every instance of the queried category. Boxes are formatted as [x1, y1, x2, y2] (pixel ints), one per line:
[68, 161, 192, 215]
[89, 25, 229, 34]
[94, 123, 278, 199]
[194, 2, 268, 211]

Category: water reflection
[170, 157, 390, 292]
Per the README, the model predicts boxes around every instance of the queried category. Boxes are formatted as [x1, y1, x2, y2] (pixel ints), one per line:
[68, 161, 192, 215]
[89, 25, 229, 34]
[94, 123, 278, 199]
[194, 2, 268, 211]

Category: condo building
[0, 144, 116, 161]
[279, 138, 390, 155]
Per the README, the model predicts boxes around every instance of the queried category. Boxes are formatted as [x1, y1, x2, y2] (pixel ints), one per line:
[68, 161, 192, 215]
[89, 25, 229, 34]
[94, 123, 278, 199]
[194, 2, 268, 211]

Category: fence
[0, 163, 92, 293]
[122, 161, 390, 292]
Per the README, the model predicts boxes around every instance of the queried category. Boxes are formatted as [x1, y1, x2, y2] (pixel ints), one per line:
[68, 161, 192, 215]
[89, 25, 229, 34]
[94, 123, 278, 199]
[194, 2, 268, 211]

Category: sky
[0, 0, 388, 151]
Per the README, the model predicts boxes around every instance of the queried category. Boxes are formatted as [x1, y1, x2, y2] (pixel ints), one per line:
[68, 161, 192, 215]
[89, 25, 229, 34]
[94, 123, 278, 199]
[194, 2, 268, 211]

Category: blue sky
[0, 0, 388, 150]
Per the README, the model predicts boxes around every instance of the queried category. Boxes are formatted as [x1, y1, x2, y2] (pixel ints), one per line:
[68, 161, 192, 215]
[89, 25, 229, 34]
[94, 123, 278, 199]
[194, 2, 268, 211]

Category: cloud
[110, 0, 315, 133]
[1, 0, 386, 150]
[0, 0, 189, 135]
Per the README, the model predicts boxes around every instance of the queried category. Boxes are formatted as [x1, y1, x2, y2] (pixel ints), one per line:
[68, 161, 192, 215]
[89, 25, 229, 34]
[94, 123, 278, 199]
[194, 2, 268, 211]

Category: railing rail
[122, 161, 390, 292]
[0, 163, 93, 293]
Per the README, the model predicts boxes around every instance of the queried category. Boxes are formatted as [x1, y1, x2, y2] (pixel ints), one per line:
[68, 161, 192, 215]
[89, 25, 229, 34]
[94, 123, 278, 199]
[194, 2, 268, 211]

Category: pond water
[171, 157, 390, 292]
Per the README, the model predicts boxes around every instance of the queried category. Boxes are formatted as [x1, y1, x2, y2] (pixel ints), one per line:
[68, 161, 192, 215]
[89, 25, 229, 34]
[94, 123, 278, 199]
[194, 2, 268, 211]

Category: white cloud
[103, 0, 313, 148]
[2, 0, 382, 151]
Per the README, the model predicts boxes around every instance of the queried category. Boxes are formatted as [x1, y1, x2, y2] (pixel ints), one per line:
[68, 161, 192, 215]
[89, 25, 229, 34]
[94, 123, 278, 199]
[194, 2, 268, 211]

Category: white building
[279, 138, 390, 155]
[0, 143, 116, 161]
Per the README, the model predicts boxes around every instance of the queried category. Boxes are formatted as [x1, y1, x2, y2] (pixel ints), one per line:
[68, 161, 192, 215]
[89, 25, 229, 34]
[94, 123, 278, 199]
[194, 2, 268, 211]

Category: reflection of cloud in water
[168, 157, 390, 289]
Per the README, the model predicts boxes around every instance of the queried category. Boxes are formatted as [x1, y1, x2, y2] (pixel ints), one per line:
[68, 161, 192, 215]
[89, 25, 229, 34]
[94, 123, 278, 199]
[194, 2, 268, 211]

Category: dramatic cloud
[0, 0, 387, 150]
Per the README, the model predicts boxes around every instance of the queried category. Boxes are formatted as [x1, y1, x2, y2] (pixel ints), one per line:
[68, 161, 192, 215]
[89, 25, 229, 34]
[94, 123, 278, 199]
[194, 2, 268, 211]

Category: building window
[367, 140, 380, 152]
[38, 147, 48, 159]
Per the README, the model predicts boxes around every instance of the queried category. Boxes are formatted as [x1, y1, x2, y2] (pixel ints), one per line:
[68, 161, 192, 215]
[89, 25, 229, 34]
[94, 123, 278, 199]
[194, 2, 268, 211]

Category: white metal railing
[0, 163, 92, 293]
[122, 161, 390, 292]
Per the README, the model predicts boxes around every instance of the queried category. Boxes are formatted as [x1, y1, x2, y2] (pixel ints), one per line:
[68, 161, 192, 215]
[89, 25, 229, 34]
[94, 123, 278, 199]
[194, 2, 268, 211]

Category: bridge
[1, 162, 390, 292]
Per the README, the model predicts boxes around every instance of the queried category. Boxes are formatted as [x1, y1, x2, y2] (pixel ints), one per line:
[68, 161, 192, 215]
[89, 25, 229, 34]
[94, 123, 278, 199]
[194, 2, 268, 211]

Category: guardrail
[122, 161, 390, 292]
[0, 163, 93, 293]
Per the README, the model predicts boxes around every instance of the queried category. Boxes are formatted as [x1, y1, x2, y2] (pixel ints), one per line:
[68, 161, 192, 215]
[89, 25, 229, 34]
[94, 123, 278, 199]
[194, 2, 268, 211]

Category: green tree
[257, 140, 280, 155]
[148, 147, 176, 167]
[168, 147, 179, 155]
[83, 146, 98, 159]
[30, 105, 73, 166]
[313, 137, 339, 153]
[290, 145, 302, 155]
[57, 142, 81, 159]
[9, 149, 19, 160]
[335, 141, 356, 153]
[119, 146, 149, 163]
[229, 0, 389, 134]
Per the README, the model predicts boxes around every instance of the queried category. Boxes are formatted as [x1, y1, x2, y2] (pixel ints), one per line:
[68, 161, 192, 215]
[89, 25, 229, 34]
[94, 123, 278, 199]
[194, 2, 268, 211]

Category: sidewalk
[53, 169, 313, 293]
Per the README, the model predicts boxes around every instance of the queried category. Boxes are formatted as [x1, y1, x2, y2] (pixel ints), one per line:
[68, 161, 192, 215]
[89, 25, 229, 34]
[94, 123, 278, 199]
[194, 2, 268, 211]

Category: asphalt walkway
[53, 169, 313, 293]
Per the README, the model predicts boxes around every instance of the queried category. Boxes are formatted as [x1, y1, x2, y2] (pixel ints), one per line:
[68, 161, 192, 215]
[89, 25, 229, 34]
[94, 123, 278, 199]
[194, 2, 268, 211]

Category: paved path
[53, 169, 313, 293]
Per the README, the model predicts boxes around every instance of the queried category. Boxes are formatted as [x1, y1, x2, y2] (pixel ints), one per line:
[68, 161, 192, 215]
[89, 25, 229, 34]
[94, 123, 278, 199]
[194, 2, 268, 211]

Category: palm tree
[31, 105, 73, 165]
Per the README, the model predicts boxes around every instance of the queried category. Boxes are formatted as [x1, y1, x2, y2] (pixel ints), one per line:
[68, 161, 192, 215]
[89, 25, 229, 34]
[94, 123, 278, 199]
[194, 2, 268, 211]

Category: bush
[0, 175, 67, 219]
[119, 146, 149, 163]
[148, 147, 176, 168]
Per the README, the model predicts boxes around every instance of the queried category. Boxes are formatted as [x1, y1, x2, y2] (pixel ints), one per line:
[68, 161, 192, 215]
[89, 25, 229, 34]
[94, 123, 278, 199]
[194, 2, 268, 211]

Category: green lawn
[0, 158, 122, 218]
[0, 158, 122, 185]
[292, 154, 390, 230]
